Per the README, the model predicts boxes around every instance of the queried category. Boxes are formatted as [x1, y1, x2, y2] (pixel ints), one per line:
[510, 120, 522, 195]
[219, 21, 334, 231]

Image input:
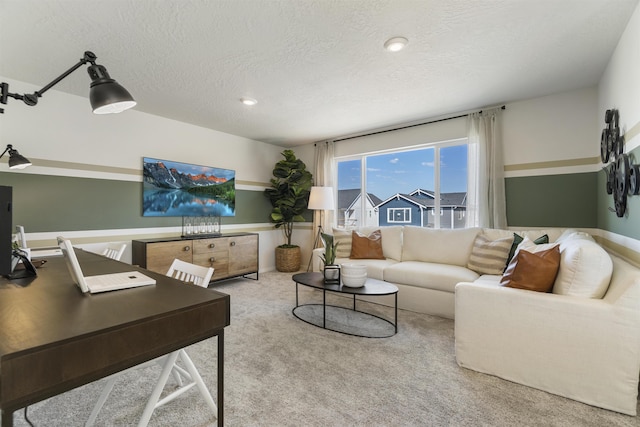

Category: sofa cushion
[335, 257, 398, 281]
[402, 226, 480, 266]
[467, 233, 513, 275]
[384, 261, 479, 293]
[360, 225, 403, 261]
[350, 230, 385, 259]
[332, 228, 352, 259]
[500, 245, 560, 292]
[552, 236, 612, 299]
[333, 226, 403, 261]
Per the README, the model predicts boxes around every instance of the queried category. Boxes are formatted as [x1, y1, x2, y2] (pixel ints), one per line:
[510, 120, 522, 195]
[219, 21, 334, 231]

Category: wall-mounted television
[142, 157, 235, 217]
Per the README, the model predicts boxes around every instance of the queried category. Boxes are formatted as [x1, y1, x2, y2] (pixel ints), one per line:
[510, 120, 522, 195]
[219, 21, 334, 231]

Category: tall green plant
[264, 149, 313, 247]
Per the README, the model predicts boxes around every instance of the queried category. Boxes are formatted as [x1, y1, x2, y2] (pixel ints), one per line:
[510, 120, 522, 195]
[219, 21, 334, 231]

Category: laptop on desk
[57, 237, 156, 294]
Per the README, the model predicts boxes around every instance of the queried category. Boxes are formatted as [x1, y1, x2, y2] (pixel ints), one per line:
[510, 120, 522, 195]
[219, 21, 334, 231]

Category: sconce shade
[1, 145, 31, 169]
[308, 186, 335, 210]
[88, 64, 136, 114]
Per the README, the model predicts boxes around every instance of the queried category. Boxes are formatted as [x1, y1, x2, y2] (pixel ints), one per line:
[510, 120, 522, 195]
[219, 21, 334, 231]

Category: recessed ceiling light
[384, 37, 408, 52]
[240, 97, 258, 106]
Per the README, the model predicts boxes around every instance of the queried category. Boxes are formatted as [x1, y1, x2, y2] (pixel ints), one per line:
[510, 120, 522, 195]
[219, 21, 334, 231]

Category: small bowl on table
[341, 263, 367, 287]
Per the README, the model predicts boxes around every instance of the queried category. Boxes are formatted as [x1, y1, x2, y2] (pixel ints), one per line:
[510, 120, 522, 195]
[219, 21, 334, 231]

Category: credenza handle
[209, 243, 216, 248]
[184, 246, 191, 251]
[209, 257, 215, 263]
[230, 241, 236, 247]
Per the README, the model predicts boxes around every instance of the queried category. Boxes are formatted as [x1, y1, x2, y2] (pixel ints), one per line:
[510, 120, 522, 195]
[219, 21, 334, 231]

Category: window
[388, 208, 411, 223]
[336, 139, 468, 229]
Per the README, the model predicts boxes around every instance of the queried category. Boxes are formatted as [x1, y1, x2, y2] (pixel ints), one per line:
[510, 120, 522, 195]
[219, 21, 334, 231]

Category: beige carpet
[13, 271, 640, 426]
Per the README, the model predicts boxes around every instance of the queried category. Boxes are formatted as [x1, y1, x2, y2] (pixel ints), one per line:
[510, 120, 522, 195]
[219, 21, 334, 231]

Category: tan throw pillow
[350, 230, 385, 259]
[500, 245, 560, 292]
[332, 228, 352, 259]
[467, 233, 513, 275]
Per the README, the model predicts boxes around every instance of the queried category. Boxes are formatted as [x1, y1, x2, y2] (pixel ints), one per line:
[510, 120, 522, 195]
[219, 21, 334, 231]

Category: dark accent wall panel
[505, 172, 597, 228]
[597, 145, 640, 240]
[0, 173, 271, 232]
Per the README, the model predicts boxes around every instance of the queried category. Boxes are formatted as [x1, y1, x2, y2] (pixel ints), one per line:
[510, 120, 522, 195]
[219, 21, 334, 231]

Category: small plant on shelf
[320, 232, 340, 284]
[320, 232, 339, 266]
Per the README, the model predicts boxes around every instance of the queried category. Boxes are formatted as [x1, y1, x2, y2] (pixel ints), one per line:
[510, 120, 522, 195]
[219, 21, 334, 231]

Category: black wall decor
[601, 109, 640, 217]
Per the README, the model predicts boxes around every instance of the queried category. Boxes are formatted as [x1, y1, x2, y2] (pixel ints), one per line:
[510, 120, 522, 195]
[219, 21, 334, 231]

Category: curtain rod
[332, 105, 506, 143]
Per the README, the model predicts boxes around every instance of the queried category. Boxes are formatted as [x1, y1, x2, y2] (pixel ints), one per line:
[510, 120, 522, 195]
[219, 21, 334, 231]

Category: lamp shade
[308, 186, 335, 210]
[2, 145, 31, 169]
[87, 64, 136, 114]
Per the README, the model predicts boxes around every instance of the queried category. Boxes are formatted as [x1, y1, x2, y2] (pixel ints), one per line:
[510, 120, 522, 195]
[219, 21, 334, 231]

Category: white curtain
[312, 140, 336, 244]
[466, 108, 507, 228]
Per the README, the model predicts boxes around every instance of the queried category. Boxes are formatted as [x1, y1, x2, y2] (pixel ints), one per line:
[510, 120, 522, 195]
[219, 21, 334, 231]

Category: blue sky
[338, 145, 467, 201]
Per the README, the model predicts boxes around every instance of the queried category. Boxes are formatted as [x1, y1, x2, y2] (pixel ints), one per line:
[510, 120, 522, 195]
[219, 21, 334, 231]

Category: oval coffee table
[292, 272, 398, 338]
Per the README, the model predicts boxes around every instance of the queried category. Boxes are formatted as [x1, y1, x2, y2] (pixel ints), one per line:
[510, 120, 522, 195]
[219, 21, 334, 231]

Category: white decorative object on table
[341, 263, 367, 287]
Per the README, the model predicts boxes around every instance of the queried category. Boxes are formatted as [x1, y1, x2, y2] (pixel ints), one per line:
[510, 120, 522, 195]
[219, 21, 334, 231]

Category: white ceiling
[1, 0, 638, 147]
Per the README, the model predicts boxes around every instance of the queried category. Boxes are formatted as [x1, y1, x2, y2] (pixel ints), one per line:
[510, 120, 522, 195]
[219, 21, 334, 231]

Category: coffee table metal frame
[291, 272, 398, 338]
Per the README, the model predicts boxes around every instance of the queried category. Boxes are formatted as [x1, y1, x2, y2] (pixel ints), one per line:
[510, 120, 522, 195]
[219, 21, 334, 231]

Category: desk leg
[218, 330, 224, 426]
[395, 293, 398, 333]
[1, 409, 13, 427]
[323, 289, 326, 329]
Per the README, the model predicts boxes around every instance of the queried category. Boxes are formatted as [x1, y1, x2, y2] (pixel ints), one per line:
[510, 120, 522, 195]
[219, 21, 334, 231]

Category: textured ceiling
[1, 0, 638, 147]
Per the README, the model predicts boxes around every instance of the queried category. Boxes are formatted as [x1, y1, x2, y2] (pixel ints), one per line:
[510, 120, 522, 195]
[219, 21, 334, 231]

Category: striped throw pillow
[467, 233, 514, 275]
[332, 228, 352, 259]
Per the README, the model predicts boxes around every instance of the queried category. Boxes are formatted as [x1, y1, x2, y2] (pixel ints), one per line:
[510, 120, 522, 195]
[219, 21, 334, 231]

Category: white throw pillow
[552, 237, 612, 299]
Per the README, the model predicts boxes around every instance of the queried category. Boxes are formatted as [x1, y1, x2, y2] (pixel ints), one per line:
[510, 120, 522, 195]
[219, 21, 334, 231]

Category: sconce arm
[0, 51, 98, 112]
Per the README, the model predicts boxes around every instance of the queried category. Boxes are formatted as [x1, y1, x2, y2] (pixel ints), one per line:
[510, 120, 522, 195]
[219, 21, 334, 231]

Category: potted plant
[320, 232, 340, 284]
[264, 149, 313, 272]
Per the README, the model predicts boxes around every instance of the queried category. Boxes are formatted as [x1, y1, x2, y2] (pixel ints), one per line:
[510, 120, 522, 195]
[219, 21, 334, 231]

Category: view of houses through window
[336, 140, 468, 229]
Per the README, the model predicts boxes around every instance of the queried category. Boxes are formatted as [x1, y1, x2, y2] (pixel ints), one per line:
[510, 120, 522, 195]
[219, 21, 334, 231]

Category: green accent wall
[0, 172, 271, 232]
[597, 145, 640, 240]
[505, 172, 597, 228]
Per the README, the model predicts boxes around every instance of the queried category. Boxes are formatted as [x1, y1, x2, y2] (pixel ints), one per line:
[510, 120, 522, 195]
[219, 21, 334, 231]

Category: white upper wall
[598, 1, 640, 152]
[296, 86, 599, 179]
[0, 77, 282, 184]
[502, 86, 598, 167]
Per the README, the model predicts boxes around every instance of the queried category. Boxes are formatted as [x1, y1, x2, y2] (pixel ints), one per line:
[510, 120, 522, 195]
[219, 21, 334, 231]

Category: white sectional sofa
[312, 225, 640, 415]
[312, 225, 566, 318]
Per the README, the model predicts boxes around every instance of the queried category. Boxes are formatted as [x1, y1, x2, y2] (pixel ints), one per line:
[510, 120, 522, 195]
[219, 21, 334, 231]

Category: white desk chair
[87, 260, 216, 427]
[101, 243, 127, 261]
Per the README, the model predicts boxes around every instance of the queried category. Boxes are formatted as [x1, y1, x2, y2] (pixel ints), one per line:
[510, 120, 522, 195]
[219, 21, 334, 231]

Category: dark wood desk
[0, 250, 230, 427]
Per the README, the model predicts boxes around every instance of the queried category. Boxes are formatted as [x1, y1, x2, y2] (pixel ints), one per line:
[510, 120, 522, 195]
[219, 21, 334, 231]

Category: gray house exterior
[376, 189, 467, 229]
[337, 189, 383, 228]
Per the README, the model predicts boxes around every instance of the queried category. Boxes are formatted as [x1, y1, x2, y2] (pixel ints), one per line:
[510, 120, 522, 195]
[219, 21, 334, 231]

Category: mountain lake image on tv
[143, 157, 236, 217]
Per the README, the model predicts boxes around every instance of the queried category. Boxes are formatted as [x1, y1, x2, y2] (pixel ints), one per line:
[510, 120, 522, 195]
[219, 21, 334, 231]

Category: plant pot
[275, 245, 301, 272]
[323, 264, 341, 285]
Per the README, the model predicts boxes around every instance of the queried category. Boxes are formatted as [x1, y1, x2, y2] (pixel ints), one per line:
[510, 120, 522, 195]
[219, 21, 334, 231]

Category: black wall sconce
[601, 109, 639, 217]
[0, 51, 135, 114]
[0, 144, 31, 169]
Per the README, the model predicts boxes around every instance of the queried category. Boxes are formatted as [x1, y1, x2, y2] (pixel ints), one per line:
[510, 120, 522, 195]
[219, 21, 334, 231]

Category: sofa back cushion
[552, 236, 613, 299]
[402, 226, 480, 266]
[332, 228, 353, 259]
[332, 226, 403, 261]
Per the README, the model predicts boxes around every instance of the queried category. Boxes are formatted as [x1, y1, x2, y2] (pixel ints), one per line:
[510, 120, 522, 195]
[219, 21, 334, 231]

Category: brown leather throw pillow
[500, 245, 560, 292]
[350, 230, 385, 259]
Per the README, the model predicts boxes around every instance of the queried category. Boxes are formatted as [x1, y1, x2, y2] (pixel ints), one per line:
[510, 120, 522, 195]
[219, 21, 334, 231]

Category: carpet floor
[13, 271, 640, 426]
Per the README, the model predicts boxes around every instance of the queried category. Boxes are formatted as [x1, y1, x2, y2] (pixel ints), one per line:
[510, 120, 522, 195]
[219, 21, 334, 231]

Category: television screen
[142, 157, 236, 217]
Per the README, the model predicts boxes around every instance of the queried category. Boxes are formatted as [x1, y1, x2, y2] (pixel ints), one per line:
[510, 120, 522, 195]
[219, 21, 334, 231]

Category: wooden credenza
[132, 233, 258, 282]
